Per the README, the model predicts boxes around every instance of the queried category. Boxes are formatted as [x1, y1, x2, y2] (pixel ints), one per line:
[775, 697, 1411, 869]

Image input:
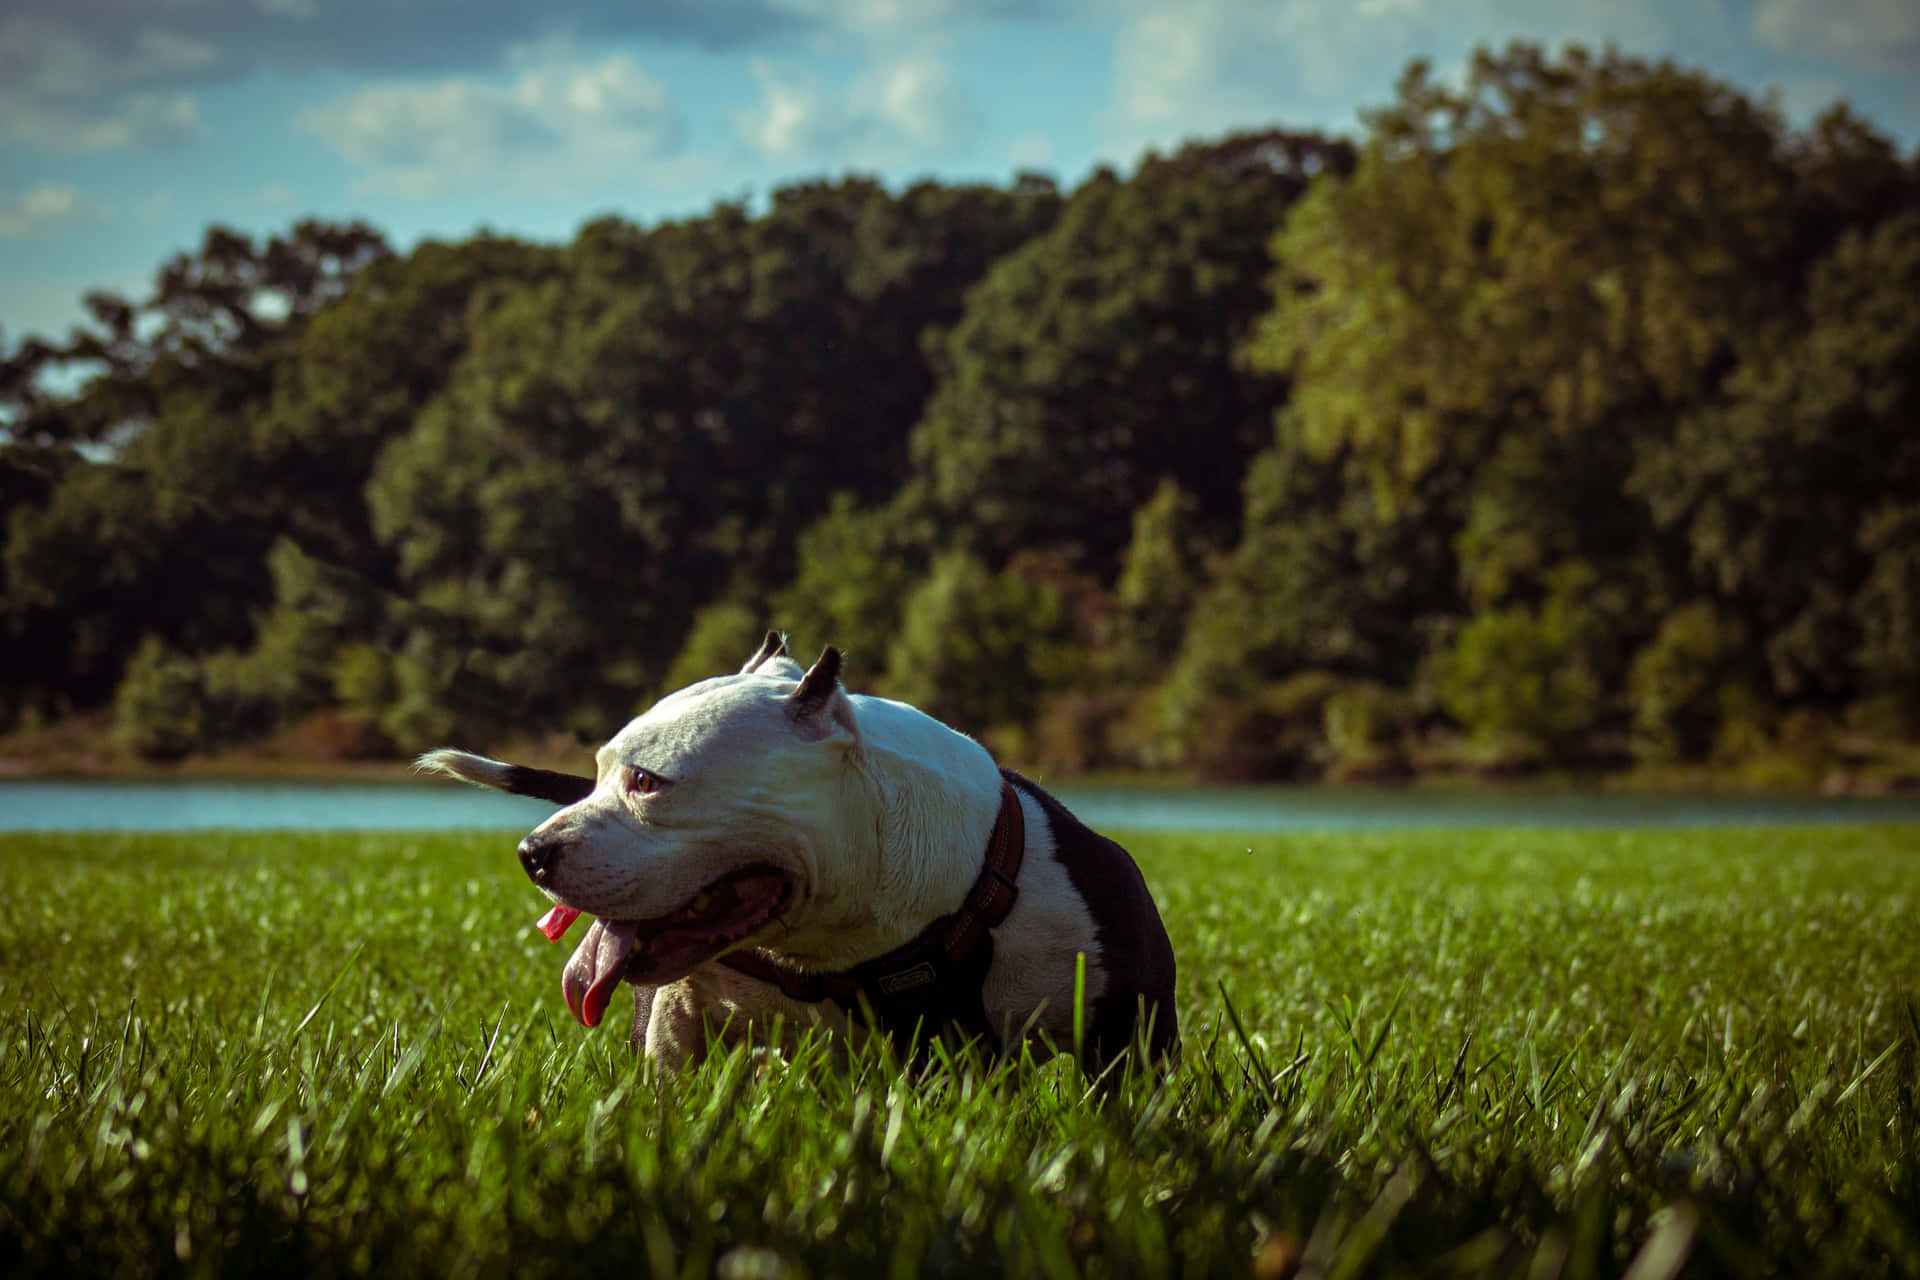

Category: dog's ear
[740, 629, 789, 674]
[742, 629, 807, 680]
[788, 645, 856, 742]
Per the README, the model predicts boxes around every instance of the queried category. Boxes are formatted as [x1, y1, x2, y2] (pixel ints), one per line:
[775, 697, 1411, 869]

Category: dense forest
[4, 45, 1918, 785]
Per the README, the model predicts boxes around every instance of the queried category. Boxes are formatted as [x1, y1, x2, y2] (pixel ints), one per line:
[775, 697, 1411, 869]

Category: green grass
[1, 824, 1916, 1278]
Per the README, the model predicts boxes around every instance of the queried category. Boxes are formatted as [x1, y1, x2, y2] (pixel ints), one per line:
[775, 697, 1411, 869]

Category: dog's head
[518, 634, 871, 1026]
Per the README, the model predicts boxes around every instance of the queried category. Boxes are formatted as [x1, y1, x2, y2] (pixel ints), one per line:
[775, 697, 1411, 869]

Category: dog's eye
[626, 768, 663, 796]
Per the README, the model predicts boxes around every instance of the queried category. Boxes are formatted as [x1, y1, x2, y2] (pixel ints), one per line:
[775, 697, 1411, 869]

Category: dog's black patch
[1002, 769, 1179, 1065]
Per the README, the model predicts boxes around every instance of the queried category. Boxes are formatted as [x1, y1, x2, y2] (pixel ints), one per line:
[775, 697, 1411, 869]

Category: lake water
[2, 778, 1918, 833]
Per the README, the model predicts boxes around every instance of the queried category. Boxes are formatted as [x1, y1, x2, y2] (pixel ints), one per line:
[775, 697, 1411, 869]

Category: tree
[1628, 602, 1751, 762]
[883, 551, 1077, 733]
[1425, 563, 1618, 766]
[366, 180, 1058, 737]
[1108, 481, 1209, 679]
[1207, 43, 1911, 770]
[660, 602, 767, 696]
[905, 131, 1354, 578]
[112, 636, 206, 761]
[1634, 208, 1920, 708]
[2, 222, 396, 727]
[144, 220, 390, 365]
[251, 233, 559, 576]
[772, 492, 936, 677]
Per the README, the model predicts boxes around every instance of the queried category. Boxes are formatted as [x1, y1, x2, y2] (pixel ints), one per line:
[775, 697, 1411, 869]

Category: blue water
[1, 778, 1917, 833]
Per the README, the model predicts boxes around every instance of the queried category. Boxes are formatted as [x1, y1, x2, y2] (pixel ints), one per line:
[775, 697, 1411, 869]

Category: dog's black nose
[517, 831, 567, 884]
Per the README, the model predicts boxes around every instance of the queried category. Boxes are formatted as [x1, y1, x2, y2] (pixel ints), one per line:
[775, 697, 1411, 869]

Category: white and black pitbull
[419, 633, 1176, 1073]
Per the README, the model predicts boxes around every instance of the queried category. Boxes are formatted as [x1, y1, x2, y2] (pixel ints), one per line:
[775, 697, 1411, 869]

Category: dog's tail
[415, 749, 595, 806]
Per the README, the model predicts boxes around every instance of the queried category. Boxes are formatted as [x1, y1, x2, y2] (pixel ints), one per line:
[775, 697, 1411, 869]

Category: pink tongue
[535, 905, 581, 941]
[561, 918, 640, 1028]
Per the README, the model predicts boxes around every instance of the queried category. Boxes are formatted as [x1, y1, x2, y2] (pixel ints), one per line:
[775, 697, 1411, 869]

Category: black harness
[718, 779, 1026, 1054]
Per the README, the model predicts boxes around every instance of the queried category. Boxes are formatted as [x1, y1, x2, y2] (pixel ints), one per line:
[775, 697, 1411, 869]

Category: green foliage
[5, 447, 269, 707]
[1628, 602, 1751, 763]
[1427, 567, 1612, 767]
[771, 493, 932, 679]
[110, 633, 293, 762]
[884, 551, 1076, 731]
[1185, 671, 1347, 782]
[1251, 45, 1821, 508]
[357, 180, 1055, 733]
[253, 234, 561, 574]
[1028, 690, 1136, 775]
[1321, 680, 1412, 778]
[110, 636, 207, 761]
[1155, 437, 1453, 775]
[366, 355, 644, 731]
[372, 644, 460, 755]
[1108, 480, 1210, 679]
[661, 602, 769, 695]
[3, 48, 1918, 778]
[230, 540, 392, 723]
[329, 644, 397, 719]
[1856, 504, 1920, 722]
[5, 823, 1917, 1275]
[1188, 43, 1916, 778]
[906, 132, 1352, 575]
[1636, 208, 1920, 705]
[2, 223, 400, 722]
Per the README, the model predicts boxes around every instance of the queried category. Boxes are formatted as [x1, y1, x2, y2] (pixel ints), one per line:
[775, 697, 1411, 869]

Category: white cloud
[774, 0, 1051, 37]
[5, 93, 201, 151]
[877, 58, 975, 144]
[1102, 0, 1678, 161]
[132, 189, 175, 224]
[299, 52, 684, 195]
[737, 54, 976, 161]
[0, 0, 1043, 156]
[738, 65, 842, 157]
[0, 0, 803, 155]
[1007, 132, 1054, 170]
[0, 183, 90, 238]
[131, 28, 220, 76]
[0, 15, 203, 150]
[1753, 0, 1920, 72]
[1355, 0, 1422, 17]
[244, 183, 298, 209]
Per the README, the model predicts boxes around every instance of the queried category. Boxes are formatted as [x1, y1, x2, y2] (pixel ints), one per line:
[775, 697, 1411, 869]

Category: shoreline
[5, 711, 1916, 797]
[3, 751, 1915, 797]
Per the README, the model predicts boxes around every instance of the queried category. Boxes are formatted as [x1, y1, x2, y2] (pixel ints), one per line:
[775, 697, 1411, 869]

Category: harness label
[876, 961, 938, 995]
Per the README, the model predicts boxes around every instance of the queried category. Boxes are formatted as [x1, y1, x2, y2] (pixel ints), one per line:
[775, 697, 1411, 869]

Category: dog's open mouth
[549, 865, 792, 1028]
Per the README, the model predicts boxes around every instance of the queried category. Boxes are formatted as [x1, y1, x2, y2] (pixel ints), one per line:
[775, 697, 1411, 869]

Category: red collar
[718, 779, 1025, 1037]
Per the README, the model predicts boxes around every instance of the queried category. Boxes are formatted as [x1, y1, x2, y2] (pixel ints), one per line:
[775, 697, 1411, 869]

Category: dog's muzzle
[517, 831, 567, 885]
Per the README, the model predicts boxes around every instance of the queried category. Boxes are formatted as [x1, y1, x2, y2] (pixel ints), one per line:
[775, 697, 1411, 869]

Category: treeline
[3, 45, 1918, 782]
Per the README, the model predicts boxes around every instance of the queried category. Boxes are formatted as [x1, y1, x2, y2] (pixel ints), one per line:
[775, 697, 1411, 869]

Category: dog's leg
[414, 749, 594, 805]
[630, 984, 656, 1053]
[645, 985, 709, 1071]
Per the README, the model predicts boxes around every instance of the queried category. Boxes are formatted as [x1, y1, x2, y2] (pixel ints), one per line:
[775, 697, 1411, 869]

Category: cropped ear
[788, 645, 856, 742]
[740, 630, 790, 674]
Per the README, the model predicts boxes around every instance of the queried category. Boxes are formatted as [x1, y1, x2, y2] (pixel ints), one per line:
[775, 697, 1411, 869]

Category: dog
[419, 633, 1176, 1073]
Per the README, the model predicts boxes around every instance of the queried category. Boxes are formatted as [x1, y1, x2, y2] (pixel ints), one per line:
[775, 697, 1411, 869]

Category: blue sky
[4, 0, 1916, 346]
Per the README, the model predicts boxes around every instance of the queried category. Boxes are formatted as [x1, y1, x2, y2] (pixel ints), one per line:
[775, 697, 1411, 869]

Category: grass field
[1, 824, 1916, 1278]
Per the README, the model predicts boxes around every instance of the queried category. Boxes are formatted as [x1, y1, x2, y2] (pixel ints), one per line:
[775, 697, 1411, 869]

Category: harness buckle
[875, 961, 938, 996]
